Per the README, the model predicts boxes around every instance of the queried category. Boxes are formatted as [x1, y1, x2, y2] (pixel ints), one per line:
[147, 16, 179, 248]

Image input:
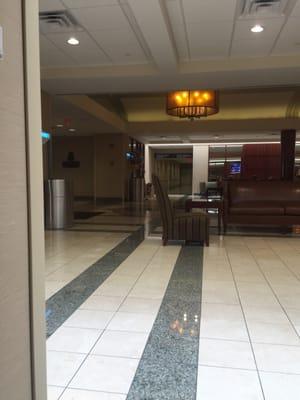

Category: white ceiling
[40, 0, 300, 93]
[39, 0, 150, 67]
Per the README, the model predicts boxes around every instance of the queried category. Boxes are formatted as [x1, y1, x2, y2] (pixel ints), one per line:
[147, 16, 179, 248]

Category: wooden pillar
[281, 130, 296, 180]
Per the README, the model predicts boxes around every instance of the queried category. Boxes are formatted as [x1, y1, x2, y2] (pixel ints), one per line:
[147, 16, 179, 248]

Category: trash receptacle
[44, 179, 73, 230]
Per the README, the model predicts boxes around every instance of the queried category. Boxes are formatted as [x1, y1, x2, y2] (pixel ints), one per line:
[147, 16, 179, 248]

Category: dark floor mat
[73, 211, 104, 220]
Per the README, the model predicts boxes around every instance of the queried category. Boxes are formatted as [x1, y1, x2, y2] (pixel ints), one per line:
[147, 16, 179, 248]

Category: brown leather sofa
[223, 181, 300, 231]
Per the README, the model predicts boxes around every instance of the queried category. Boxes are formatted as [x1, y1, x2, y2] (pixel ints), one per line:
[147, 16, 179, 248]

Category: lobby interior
[2, 1, 300, 400]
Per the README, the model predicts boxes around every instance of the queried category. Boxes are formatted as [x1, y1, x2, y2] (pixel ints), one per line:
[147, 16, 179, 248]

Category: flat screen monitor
[230, 162, 241, 174]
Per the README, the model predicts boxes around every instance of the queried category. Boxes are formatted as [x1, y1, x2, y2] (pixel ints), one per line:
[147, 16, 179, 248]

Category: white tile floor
[46, 238, 181, 399]
[45, 230, 128, 299]
[197, 234, 300, 400]
[45, 229, 300, 399]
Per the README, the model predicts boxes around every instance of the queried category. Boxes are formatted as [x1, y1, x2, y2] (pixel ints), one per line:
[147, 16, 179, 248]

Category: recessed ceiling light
[251, 24, 264, 33]
[69, 128, 76, 132]
[56, 124, 63, 128]
[67, 37, 79, 45]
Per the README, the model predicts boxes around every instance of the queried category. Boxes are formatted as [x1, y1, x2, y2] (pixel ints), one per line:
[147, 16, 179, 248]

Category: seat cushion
[285, 207, 300, 216]
[230, 207, 284, 215]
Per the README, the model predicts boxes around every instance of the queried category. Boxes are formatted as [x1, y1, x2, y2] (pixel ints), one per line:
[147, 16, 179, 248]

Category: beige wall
[0, 1, 32, 399]
[52, 136, 94, 197]
[51, 133, 128, 199]
[95, 133, 126, 199]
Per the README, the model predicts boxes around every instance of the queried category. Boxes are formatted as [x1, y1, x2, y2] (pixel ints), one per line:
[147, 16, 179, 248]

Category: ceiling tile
[275, 17, 300, 42]
[234, 17, 284, 41]
[46, 31, 110, 65]
[166, 0, 185, 26]
[188, 21, 233, 43]
[40, 35, 74, 67]
[172, 25, 190, 61]
[39, 0, 66, 12]
[182, 0, 237, 23]
[190, 43, 230, 60]
[90, 29, 148, 64]
[272, 17, 300, 55]
[70, 4, 130, 31]
[62, 0, 124, 8]
[166, 0, 190, 60]
[290, 0, 300, 17]
[272, 42, 300, 55]
[187, 21, 232, 59]
[231, 38, 273, 57]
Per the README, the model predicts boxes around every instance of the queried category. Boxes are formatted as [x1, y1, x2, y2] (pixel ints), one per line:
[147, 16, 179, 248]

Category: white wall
[192, 145, 209, 193]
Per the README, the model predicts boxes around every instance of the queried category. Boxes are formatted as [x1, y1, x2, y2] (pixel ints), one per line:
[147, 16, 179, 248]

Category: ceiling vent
[39, 11, 82, 34]
[240, 0, 290, 17]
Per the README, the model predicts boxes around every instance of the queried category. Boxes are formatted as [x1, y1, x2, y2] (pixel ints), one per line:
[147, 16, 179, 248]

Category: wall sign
[62, 152, 80, 168]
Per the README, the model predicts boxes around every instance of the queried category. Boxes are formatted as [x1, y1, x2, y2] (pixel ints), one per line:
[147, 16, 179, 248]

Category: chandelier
[166, 90, 219, 119]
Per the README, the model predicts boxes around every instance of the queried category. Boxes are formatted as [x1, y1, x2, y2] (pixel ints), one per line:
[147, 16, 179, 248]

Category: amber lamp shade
[166, 90, 219, 119]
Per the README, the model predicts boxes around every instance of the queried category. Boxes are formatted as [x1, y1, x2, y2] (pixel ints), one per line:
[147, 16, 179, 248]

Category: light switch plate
[0, 26, 3, 59]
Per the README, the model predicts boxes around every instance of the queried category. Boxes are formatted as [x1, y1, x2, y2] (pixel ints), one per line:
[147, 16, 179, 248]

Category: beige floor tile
[197, 366, 264, 400]
[47, 351, 86, 387]
[199, 338, 256, 370]
[60, 389, 126, 399]
[247, 321, 300, 345]
[69, 355, 139, 394]
[64, 310, 114, 330]
[92, 330, 149, 359]
[80, 295, 124, 312]
[253, 343, 300, 374]
[47, 386, 65, 400]
[47, 327, 103, 354]
[260, 371, 300, 400]
[107, 311, 156, 333]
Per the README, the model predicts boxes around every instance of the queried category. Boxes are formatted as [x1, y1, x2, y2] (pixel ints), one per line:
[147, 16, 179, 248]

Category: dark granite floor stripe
[46, 227, 145, 338]
[67, 228, 137, 233]
[75, 222, 143, 226]
[126, 245, 203, 400]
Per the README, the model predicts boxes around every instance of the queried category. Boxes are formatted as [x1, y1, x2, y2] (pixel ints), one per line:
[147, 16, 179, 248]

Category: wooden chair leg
[162, 236, 168, 246]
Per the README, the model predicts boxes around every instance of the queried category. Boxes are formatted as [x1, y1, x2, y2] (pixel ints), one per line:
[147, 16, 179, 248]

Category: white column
[144, 144, 151, 183]
[24, 0, 47, 399]
[192, 145, 209, 194]
[0, 0, 46, 399]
